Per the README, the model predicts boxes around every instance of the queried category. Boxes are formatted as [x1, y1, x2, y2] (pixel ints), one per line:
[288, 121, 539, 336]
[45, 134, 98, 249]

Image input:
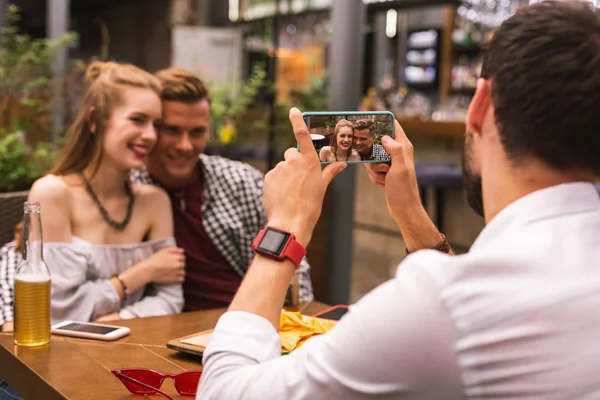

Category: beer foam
[15, 273, 50, 283]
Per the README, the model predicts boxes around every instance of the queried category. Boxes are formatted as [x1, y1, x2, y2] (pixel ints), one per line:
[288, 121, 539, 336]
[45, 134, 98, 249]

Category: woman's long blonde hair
[50, 61, 161, 179]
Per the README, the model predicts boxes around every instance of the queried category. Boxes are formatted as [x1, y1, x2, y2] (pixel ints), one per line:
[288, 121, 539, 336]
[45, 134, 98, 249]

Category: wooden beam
[439, 4, 455, 101]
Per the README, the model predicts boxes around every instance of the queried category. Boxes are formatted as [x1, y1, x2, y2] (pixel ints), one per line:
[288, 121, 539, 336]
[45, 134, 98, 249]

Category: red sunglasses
[111, 368, 202, 399]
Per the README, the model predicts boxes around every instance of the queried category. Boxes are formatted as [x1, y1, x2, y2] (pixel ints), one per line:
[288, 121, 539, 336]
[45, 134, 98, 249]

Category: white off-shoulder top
[44, 236, 184, 324]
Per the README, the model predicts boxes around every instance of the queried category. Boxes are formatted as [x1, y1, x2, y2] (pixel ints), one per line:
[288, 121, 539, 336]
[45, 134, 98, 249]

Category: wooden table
[0, 302, 328, 400]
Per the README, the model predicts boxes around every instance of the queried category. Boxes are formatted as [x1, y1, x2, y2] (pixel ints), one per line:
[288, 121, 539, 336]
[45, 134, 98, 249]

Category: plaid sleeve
[129, 168, 154, 185]
[370, 144, 391, 161]
[0, 242, 18, 326]
[298, 257, 314, 302]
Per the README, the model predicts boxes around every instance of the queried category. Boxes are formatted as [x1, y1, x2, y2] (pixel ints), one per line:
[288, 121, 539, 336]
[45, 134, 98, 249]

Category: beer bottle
[14, 201, 51, 347]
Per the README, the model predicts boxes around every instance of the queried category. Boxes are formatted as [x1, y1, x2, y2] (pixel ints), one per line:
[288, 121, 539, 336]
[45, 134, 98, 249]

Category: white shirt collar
[470, 182, 600, 252]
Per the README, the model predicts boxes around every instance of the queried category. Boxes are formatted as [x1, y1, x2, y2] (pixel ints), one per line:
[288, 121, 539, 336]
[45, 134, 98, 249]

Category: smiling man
[352, 119, 391, 161]
[130, 68, 314, 311]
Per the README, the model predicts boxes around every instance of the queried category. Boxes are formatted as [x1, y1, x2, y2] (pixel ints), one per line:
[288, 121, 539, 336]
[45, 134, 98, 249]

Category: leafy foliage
[0, 131, 58, 192]
[210, 63, 268, 143]
[0, 5, 79, 192]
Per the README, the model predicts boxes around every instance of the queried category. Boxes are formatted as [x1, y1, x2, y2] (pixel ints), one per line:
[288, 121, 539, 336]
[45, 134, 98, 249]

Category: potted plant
[0, 4, 78, 246]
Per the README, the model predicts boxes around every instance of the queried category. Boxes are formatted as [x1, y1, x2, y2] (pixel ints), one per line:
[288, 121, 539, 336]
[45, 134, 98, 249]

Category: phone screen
[58, 322, 120, 335]
[315, 306, 349, 321]
[303, 112, 394, 164]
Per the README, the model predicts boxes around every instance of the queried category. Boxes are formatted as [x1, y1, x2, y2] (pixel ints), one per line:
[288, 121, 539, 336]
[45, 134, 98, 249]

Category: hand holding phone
[51, 321, 131, 341]
[302, 111, 395, 164]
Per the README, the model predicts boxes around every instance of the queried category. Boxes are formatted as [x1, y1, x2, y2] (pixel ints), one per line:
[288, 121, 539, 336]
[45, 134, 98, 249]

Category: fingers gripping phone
[301, 111, 395, 165]
[51, 321, 131, 341]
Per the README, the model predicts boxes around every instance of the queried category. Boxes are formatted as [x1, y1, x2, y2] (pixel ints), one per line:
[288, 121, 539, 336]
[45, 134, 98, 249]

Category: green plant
[0, 131, 59, 192]
[374, 114, 393, 145]
[285, 73, 328, 112]
[210, 63, 268, 144]
[0, 4, 79, 134]
[0, 5, 80, 192]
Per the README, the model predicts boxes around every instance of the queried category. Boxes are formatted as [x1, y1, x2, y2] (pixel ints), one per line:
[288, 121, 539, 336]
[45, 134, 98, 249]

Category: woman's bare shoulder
[132, 184, 171, 207]
[319, 146, 332, 161]
[29, 174, 71, 203]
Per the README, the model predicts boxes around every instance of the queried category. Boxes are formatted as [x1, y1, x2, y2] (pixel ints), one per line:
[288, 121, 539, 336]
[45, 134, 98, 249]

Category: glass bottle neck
[22, 202, 44, 264]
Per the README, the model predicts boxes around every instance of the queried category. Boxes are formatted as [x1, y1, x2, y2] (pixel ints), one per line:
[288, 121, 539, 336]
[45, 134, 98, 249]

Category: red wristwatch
[252, 227, 306, 268]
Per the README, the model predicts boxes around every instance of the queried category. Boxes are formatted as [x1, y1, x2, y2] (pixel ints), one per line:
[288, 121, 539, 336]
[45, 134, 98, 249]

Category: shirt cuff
[203, 311, 281, 364]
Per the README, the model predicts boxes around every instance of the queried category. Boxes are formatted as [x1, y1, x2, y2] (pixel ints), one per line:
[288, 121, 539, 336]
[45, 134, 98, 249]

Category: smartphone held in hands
[301, 111, 395, 165]
[51, 321, 131, 341]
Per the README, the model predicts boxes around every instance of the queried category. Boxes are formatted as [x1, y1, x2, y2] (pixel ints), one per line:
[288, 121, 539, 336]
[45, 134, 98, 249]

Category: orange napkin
[279, 310, 337, 353]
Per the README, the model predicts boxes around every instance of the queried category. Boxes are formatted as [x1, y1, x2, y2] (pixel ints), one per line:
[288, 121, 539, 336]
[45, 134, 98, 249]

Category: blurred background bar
[47, 0, 70, 143]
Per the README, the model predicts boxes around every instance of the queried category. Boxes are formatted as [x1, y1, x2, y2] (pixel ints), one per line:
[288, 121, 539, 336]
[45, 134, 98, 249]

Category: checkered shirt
[130, 154, 314, 302]
[369, 143, 391, 161]
[0, 242, 18, 327]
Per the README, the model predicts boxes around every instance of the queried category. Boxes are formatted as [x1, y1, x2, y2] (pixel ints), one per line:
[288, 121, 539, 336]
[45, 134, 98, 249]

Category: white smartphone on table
[51, 321, 131, 341]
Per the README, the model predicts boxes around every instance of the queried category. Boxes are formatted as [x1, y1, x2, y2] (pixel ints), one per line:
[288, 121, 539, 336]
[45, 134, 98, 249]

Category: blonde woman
[26, 61, 185, 324]
[318, 119, 361, 162]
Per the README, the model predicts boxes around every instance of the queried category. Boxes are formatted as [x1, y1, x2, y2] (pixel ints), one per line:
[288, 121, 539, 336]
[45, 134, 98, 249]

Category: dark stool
[414, 162, 463, 232]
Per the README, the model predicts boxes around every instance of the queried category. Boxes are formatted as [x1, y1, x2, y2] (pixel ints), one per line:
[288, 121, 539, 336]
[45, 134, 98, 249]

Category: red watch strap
[285, 237, 306, 267]
[252, 227, 306, 268]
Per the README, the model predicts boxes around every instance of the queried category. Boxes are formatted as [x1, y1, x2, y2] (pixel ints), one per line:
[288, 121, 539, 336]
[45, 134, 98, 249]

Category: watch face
[258, 228, 291, 255]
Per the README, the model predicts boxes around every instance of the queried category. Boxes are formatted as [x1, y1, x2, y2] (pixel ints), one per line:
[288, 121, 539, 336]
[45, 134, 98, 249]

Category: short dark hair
[155, 68, 211, 104]
[353, 119, 375, 136]
[481, 1, 600, 174]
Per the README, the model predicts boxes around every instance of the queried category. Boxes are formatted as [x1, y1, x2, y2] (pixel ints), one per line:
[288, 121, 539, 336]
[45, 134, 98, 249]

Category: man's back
[200, 183, 600, 400]
[415, 182, 600, 398]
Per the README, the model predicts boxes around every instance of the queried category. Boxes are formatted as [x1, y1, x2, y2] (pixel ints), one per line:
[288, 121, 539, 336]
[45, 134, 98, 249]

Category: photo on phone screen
[302, 111, 394, 164]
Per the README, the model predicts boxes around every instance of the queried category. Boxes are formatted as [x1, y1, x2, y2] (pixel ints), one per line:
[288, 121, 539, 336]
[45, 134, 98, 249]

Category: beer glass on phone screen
[301, 111, 395, 164]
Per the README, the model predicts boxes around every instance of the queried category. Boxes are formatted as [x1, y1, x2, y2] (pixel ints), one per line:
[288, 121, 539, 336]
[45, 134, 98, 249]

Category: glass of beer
[14, 201, 52, 347]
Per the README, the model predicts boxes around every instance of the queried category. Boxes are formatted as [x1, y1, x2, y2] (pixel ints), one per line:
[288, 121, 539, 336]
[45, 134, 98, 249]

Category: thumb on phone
[322, 161, 347, 187]
[381, 135, 405, 162]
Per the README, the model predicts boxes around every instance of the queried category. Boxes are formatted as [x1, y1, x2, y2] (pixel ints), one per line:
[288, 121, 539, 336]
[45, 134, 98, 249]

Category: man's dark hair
[481, 1, 600, 174]
[155, 68, 212, 105]
[353, 119, 376, 135]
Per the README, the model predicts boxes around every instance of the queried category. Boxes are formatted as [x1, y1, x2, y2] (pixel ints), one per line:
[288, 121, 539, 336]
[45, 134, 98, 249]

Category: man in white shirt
[197, 2, 600, 399]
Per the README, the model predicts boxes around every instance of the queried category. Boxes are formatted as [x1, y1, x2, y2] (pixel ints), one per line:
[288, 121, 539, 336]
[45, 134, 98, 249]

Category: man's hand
[365, 120, 452, 254]
[365, 120, 421, 215]
[1, 321, 14, 332]
[263, 108, 346, 246]
[228, 107, 345, 329]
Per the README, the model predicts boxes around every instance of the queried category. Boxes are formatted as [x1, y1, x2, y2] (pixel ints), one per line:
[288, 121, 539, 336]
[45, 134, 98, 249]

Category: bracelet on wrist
[115, 275, 129, 300]
[405, 233, 452, 255]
